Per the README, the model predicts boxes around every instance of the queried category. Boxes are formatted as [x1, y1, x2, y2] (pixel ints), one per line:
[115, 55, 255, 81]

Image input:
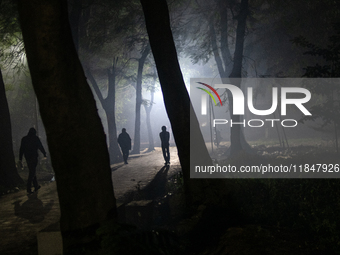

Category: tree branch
[85, 68, 105, 104]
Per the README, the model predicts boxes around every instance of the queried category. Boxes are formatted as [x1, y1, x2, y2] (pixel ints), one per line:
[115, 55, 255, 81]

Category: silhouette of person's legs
[162, 145, 170, 164]
[122, 149, 129, 164]
[26, 158, 39, 193]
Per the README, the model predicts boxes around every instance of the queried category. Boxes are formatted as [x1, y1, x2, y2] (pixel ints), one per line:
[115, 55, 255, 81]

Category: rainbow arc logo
[196, 82, 223, 106]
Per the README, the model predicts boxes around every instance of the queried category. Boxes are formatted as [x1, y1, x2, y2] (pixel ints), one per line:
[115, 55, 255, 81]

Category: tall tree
[228, 0, 249, 156]
[140, 0, 212, 197]
[17, 0, 116, 253]
[0, 0, 24, 188]
[76, 0, 147, 160]
[184, 0, 251, 156]
[86, 61, 123, 163]
[74, 2, 125, 164]
[0, 68, 24, 188]
[143, 69, 157, 152]
[131, 44, 150, 154]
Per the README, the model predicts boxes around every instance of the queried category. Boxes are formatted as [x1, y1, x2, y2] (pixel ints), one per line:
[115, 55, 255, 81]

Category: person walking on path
[159, 126, 170, 165]
[118, 128, 132, 164]
[19, 127, 47, 195]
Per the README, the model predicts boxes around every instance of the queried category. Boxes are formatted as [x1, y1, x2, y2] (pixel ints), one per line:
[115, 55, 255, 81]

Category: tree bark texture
[17, 0, 116, 252]
[0, 68, 24, 188]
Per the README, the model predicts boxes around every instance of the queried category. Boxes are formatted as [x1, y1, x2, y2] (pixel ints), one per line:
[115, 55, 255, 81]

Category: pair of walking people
[117, 126, 170, 165]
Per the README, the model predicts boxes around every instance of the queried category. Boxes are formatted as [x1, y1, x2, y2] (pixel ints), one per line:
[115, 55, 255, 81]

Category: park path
[0, 147, 180, 254]
[0, 181, 60, 254]
[112, 147, 180, 202]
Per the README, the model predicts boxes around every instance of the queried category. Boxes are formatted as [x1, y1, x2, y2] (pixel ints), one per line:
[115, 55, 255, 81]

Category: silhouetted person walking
[118, 128, 131, 164]
[159, 126, 170, 165]
[19, 128, 47, 195]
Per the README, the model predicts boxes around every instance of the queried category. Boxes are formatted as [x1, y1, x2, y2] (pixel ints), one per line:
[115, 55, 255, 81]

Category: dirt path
[0, 182, 60, 254]
[0, 147, 180, 254]
[112, 147, 180, 202]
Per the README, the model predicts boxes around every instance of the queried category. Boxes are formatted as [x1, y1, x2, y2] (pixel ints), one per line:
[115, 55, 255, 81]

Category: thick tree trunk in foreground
[0, 68, 24, 188]
[140, 0, 212, 198]
[18, 1, 116, 253]
[68, 0, 82, 52]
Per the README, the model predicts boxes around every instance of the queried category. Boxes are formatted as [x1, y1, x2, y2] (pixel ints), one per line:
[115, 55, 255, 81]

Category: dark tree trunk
[143, 80, 155, 152]
[86, 66, 123, 164]
[131, 44, 150, 154]
[209, 0, 233, 78]
[210, 0, 250, 157]
[0, 68, 24, 188]
[68, 0, 82, 52]
[106, 65, 123, 163]
[17, 1, 116, 253]
[210, 18, 227, 77]
[140, 0, 212, 198]
[229, 0, 248, 78]
[219, 0, 233, 73]
[228, 0, 249, 156]
[145, 106, 154, 151]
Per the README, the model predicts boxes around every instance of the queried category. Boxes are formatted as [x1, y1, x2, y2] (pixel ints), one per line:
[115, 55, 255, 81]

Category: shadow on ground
[13, 193, 54, 224]
[141, 165, 169, 200]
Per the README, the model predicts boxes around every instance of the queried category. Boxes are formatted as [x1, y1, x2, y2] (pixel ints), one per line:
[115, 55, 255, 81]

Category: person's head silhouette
[122, 128, 126, 133]
[28, 127, 36, 136]
[161, 126, 166, 132]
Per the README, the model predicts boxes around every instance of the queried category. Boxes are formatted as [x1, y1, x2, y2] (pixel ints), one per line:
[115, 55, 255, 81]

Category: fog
[2, 1, 340, 254]
[3, 0, 340, 160]
[4, 57, 338, 160]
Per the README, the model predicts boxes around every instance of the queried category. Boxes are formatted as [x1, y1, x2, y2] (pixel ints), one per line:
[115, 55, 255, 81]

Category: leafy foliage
[0, 0, 25, 72]
[236, 178, 340, 253]
[292, 23, 340, 134]
[229, 146, 340, 253]
[292, 23, 340, 78]
[97, 221, 181, 255]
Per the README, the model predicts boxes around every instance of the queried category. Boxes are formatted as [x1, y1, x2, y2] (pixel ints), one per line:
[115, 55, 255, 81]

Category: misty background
[2, 0, 339, 159]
